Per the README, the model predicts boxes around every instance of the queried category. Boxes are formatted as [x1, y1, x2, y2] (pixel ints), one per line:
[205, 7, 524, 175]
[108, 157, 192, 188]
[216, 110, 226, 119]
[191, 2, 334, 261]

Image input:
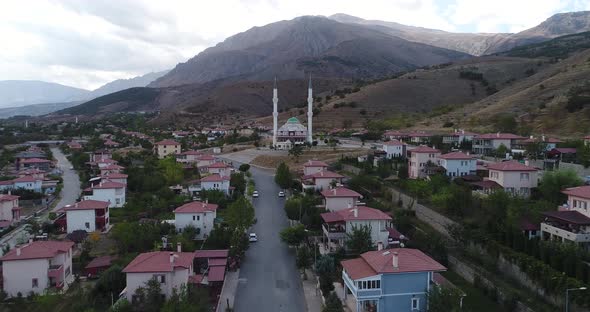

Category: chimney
[205, 199, 209, 204]
[525, 160, 530, 166]
[16, 246, 21, 256]
[177, 242, 182, 253]
[393, 252, 399, 269]
[28, 238, 33, 244]
[333, 188, 337, 195]
[353, 208, 358, 218]
[7, 190, 11, 195]
[348, 202, 352, 209]
[496, 132, 500, 138]
[321, 171, 324, 177]
[169, 252, 175, 264]
[377, 242, 383, 251]
[542, 135, 546, 142]
[529, 135, 533, 139]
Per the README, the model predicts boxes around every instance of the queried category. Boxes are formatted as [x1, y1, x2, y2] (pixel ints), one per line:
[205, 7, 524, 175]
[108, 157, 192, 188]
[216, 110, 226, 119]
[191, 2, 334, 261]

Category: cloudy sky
[1, 0, 588, 90]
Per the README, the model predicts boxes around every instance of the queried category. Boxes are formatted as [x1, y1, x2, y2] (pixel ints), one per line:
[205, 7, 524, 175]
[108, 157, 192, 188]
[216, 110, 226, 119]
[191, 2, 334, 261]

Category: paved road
[50, 147, 81, 211]
[233, 166, 306, 312]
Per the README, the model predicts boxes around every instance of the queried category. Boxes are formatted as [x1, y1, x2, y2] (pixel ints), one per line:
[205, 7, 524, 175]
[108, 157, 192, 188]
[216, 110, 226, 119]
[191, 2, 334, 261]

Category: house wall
[157, 144, 181, 159]
[378, 272, 430, 312]
[409, 152, 440, 179]
[314, 178, 341, 191]
[567, 195, 590, 217]
[304, 166, 327, 176]
[347, 220, 389, 247]
[175, 211, 216, 240]
[439, 159, 476, 177]
[2, 258, 50, 297]
[85, 188, 126, 208]
[0, 199, 18, 221]
[66, 210, 96, 233]
[325, 197, 357, 212]
[489, 170, 538, 197]
[201, 180, 230, 194]
[209, 167, 231, 177]
[382, 145, 404, 159]
[14, 180, 42, 193]
[125, 269, 189, 302]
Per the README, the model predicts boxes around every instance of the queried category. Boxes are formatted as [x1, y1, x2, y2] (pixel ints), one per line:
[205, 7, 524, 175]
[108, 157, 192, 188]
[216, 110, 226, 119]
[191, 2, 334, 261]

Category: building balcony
[541, 222, 590, 243]
[48, 264, 64, 278]
[323, 224, 346, 239]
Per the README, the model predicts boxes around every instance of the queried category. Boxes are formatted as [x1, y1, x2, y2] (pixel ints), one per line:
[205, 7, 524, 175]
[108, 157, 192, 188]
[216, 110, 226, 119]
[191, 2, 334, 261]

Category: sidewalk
[302, 269, 323, 312]
[216, 269, 240, 312]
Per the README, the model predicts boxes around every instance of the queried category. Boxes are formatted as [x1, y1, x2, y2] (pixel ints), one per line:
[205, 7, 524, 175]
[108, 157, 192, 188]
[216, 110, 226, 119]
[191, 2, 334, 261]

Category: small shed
[84, 255, 115, 278]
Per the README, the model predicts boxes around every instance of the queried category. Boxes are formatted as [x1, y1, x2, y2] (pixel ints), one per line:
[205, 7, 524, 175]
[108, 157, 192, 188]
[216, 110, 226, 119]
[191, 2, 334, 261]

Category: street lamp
[566, 287, 587, 312]
[459, 294, 467, 310]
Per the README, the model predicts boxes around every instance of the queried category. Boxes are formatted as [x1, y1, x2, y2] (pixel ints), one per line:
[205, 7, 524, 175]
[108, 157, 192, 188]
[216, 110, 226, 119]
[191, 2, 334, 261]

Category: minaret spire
[307, 73, 313, 144]
[272, 77, 279, 148]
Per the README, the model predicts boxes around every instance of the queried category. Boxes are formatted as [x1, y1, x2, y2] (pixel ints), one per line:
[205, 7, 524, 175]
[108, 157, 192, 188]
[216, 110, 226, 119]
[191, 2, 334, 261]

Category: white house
[0, 240, 74, 297]
[303, 171, 344, 191]
[174, 201, 218, 240]
[472, 133, 526, 155]
[381, 140, 406, 159]
[303, 160, 329, 176]
[437, 151, 476, 178]
[83, 180, 126, 208]
[100, 172, 128, 185]
[63, 200, 110, 233]
[487, 161, 539, 197]
[442, 129, 478, 145]
[100, 164, 125, 175]
[122, 250, 195, 302]
[541, 186, 590, 247]
[321, 206, 392, 252]
[407, 146, 441, 179]
[12, 176, 42, 193]
[200, 174, 230, 195]
[154, 139, 181, 159]
[206, 162, 232, 177]
[176, 150, 202, 164]
[96, 159, 119, 169]
[0, 194, 20, 228]
[321, 187, 362, 212]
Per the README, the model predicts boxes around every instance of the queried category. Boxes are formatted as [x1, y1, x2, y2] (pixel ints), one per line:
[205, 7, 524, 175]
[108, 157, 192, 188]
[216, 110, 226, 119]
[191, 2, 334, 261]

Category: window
[197, 215, 200, 221]
[116, 198, 121, 204]
[85, 222, 90, 229]
[32, 278, 38, 288]
[356, 279, 380, 289]
[193, 215, 196, 221]
[520, 173, 530, 181]
[154, 274, 166, 284]
[411, 298, 420, 310]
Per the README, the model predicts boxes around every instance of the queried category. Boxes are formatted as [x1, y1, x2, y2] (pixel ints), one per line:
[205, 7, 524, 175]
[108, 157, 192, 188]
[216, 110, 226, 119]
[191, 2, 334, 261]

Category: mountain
[329, 11, 590, 56]
[150, 16, 469, 87]
[0, 101, 82, 118]
[0, 80, 88, 109]
[85, 70, 169, 99]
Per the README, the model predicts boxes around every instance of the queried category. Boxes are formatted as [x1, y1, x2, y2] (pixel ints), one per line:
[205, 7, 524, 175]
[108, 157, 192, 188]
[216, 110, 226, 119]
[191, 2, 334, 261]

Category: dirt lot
[250, 147, 367, 170]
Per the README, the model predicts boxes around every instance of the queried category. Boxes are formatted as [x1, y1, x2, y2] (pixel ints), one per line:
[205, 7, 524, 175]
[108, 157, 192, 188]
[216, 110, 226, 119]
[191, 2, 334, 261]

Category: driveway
[232, 165, 306, 312]
[50, 147, 81, 211]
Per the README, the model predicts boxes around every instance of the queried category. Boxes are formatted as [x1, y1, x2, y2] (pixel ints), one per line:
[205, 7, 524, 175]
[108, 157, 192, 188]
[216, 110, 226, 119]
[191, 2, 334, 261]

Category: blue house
[341, 248, 446, 312]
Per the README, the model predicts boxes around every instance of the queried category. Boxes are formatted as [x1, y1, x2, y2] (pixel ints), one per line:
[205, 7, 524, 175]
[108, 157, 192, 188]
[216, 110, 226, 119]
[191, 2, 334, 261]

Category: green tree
[315, 255, 335, 275]
[159, 156, 184, 185]
[296, 245, 313, 271]
[132, 278, 165, 312]
[319, 273, 335, 295]
[280, 224, 307, 247]
[275, 162, 293, 189]
[427, 286, 463, 312]
[225, 196, 255, 229]
[284, 197, 302, 220]
[238, 164, 251, 172]
[288, 144, 304, 162]
[230, 172, 247, 194]
[93, 265, 126, 299]
[539, 169, 583, 204]
[229, 227, 250, 264]
[346, 224, 374, 255]
[323, 292, 344, 312]
[495, 144, 509, 158]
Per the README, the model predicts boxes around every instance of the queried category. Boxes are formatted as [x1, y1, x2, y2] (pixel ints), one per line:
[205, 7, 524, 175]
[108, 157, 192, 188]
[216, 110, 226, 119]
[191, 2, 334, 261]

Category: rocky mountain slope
[84, 70, 169, 100]
[150, 16, 469, 87]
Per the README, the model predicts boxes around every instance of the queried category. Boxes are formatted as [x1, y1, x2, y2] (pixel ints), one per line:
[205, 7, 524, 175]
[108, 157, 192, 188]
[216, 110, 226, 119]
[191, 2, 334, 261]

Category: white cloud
[0, 0, 584, 89]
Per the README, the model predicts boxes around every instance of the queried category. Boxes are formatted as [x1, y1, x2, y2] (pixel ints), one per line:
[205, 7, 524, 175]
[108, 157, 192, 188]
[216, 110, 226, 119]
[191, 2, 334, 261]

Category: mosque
[272, 77, 313, 150]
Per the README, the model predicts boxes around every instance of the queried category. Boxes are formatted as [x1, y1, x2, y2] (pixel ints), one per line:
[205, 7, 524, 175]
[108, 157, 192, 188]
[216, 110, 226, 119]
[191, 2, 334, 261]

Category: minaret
[307, 74, 313, 143]
[272, 77, 279, 147]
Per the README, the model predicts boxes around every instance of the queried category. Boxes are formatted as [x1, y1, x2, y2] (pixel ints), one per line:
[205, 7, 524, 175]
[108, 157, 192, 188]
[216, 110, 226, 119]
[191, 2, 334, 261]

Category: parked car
[249, 233, 258, 242]
[278, 191, 285, 197]
[252, 191, 259, 198]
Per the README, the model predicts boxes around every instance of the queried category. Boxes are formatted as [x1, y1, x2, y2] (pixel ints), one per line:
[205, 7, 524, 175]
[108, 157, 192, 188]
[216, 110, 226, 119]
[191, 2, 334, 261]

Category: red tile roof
[321, 206, 392, 223]
[63, 200, 109, 211]
[562, 186, 590, 199]
[306, 171, 344, 179]
[200, 174, 229, 183]
[12, 176, 40, 183]
[101, 164, 125, 170]
[155, 139, 180, 146]
[409, 145, 440, 153]
[0, 240, 74, 261]
[438, 151, 473, 160]
[542, 210, 590, 225]
[304, 160, 329, 167]
[207, 265, 226, 282]
[475, 133, 526, 140]
[487, 161, 537, 172]
[174, 201, 218, 214]
[321, 187, 362, 198]
[92, 180, 126, 189]
[341, 248, 446, 280]
[21, 158, 51, 164]
[194, 249, 229, 259]
[208, 162, 230, 169]
[198, 155, 215, 161]
[122, 251, 194, 273]
[209, 258, 228, 266]
[100, 173, 128, 179]
[0, 195, 19, 202]
[382, 139, 405, 146]
[85, 255, 114, 269]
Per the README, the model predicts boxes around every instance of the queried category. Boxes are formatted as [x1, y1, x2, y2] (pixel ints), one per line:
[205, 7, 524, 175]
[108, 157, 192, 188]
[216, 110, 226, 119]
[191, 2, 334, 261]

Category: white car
[278, 191, 285, 197]
[252, 191, 259, 198]
[249, 233, 258, 242]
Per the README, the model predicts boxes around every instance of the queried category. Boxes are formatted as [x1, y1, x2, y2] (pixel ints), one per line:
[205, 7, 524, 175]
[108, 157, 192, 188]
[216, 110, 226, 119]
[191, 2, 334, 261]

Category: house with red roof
[321, 187, 362, 211]
[381, 140, 407, 159]
[67, 141, 83, 150]
[518, 135, 562, 152]
[83, 180, 126, 208]
[341, 248, 446, 312]
[154, 139, 181, 159]
[196, 154, 216, 168]
[21, 158, 52, 171]
[174, 201, 218, 240]
[122, 247, 195, 302]
[90, 150, 112, 163]
[13, 175, 43, 193]
[437, 151, 476, 178]
[206, 162, 232, 177]
[472, 133, 526, 155]
[0, 240, 74, 297]
[486, 161, 539, 197]
[303, 159, 329, 176]
[100, 164, 125, 175]
[541, 186, 590, 247]
[321, 206, 392, 252]
[99, 172, 128, 185]
[193, 249, 229, 286]
[57, 200, 110, 233]
[302, 170, 344, 191]
[407, 146, 441, 179]
[175, 150, 203, 164]
[442, 129, 478, 146]
[200, 174, 231, 195]
[103, 139, 120, 148]
[84, 255, 115, 278]
[0, 194, 21, 228]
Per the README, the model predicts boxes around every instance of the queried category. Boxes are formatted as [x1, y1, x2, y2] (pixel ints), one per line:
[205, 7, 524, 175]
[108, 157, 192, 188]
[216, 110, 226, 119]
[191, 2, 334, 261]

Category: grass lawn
[442, 271, 508, 312]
